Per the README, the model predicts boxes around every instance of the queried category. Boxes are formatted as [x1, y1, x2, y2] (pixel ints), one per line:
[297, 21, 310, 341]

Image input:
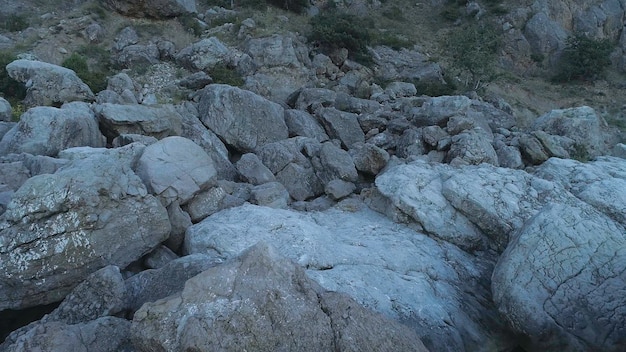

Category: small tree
[445, 20, 501, 90]
[553, 34, 614, 82]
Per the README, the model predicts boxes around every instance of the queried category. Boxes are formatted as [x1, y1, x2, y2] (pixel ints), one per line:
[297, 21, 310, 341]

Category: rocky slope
[0, 0, 625, 351]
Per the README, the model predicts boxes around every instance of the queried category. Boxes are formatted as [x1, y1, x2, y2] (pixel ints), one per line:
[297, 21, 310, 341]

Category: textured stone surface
[0, 103, 105, 157]
[136, 136, 217, 206]
[492, 203, 626, 351]
[132, 243, 428, 352]
[0, 144, 170, 310]
[197, 84, 288, 152]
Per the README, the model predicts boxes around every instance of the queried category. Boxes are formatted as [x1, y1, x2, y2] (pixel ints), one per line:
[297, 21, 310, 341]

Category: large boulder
[184, 203, 516, 352]
[241, 34, 313, 102]
[197, 84, 288, 152]
[492, 203, 626, 351]
[315, 107, 365, 149]
[371, 45, 446, 88]
[532, 106, 607, 159]
[135, 136, 217, 206]
[0, 144, 170, 310]
[0, 97, 11, 122]
[6, 59, 94, 107]
[94, 103, 183, 141]
[523, 12, 568, 67]
[0, 103, 105, 157]
[102, 0, 196, 18]
[0, 317, 132, 352]
[132, 242, 428, 352]
[175, 37, 231, 71]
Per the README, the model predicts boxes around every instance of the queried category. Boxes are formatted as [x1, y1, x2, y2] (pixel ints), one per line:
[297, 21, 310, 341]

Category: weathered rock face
[371, 45, 446, 87]
[532, 106, 606, 159]
[102, 0, 196, 18]
[135, 136, 217, 206]
[242, 34, 313, 103]
[0, 103, 105, 157]
[132, 242, 428, 352]
[197, 84, 288, 152]
[94, 103, 183, 141]
[0, 98, 11, 122]
[0, 144, 170, 310]
[6, 60, 94, 107]
[184, 202, 515, 352]
[492, 203, 626, 351]
[175, 37, 231, 71]
[0, 316, 132, 352]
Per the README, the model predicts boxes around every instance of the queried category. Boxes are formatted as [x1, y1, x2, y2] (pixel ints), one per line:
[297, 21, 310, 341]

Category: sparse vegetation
[178, 13, 204, 37]
[308, 12, 373, 65]
[552, 34, 614, 83]
[445, 20, 502, 90]
[0, 13, 30, 32]
[265, 0, 308, 14]
[209, 63, 244, 86]
[0, 51, 27, 104]
[62, 52, 109, 93]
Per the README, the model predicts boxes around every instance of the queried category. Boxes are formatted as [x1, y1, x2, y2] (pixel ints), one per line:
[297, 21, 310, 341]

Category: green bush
[552, 34, 614, 83]
[210, 63, 244, 86]
[308, 12, 372, 65]
[0, 51, 26, 102]
[0, 14, 29, 32]
[62, 53, 108, 93]
[445, 20, 501, 88]
[266, 0, 309, 13]
[178, 14, 203, 37]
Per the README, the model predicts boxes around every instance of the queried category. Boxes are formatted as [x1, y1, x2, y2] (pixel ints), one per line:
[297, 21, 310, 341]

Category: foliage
[371, 32, 414, 50]
[62, 53, 108, 93]
[412, 76, 457, 97]
[210, 64, 244, 86]
[445, 20, 502, 89]
[178, 14, 204, 37]
[0, 51, 26, 102]
[552, 34, 614, 83]
[11, 102, 25, 121]
[266, 0, 309, 14]
[0, 14, 29, 32]
[308, 12, 372, 65]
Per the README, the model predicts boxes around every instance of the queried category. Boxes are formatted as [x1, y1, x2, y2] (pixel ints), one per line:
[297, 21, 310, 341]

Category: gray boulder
[0, 144, 170, 310]
[371, 45, 445, 87]
[314, 142, 359, 184]
[132, 242, 428, 352]
[136, 136, 217, 206]
[447, 128, 498, 166]
[349, 142, 389, 175]
[532, 106, 606, 159]
[175, 37, 230, 71]
[250, 181, 290, 208]
[95, 103, 183, 140]
[0, 317, 132, 352]
[292, 87, 337, 111]
[6, 59, 94, 107]
[240, 34, 313, 102]
[411, 95, 472, 127]
[235, 153, 275, 185]
[0, 97, 11, 121]
[184, 185, 246, 223]
[315, 107, 365, 149]
[284, 109, 329, 142]
[125, 254, 220, 313]
[518, 133, 550, 165]
[184, 203, 515, 352]
[0, 103, 105, 157]
[113, 43, 160, 68]
[177, 102, 237, 181]
[492, 203, 626, 351]
[533, 157, 626, 226]
[103, 0, 196, 18]
[375, 160, 486, 251]
[523, 12, 568, 67]
[197, 84, 288, 152]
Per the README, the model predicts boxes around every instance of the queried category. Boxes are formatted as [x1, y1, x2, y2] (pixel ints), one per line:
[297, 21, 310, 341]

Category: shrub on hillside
[266, 0, 308, 13]
[445, 20, 501, 89]
[0, 14, 29, 32]
[0, 51, 26, 102]
[552, 34, 613, 83]
[62, 53, 108, 93]
[308, 12, 372, 65]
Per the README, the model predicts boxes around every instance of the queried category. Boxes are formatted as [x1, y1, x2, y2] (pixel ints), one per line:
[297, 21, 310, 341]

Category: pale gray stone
[235, 153, 275, 185]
